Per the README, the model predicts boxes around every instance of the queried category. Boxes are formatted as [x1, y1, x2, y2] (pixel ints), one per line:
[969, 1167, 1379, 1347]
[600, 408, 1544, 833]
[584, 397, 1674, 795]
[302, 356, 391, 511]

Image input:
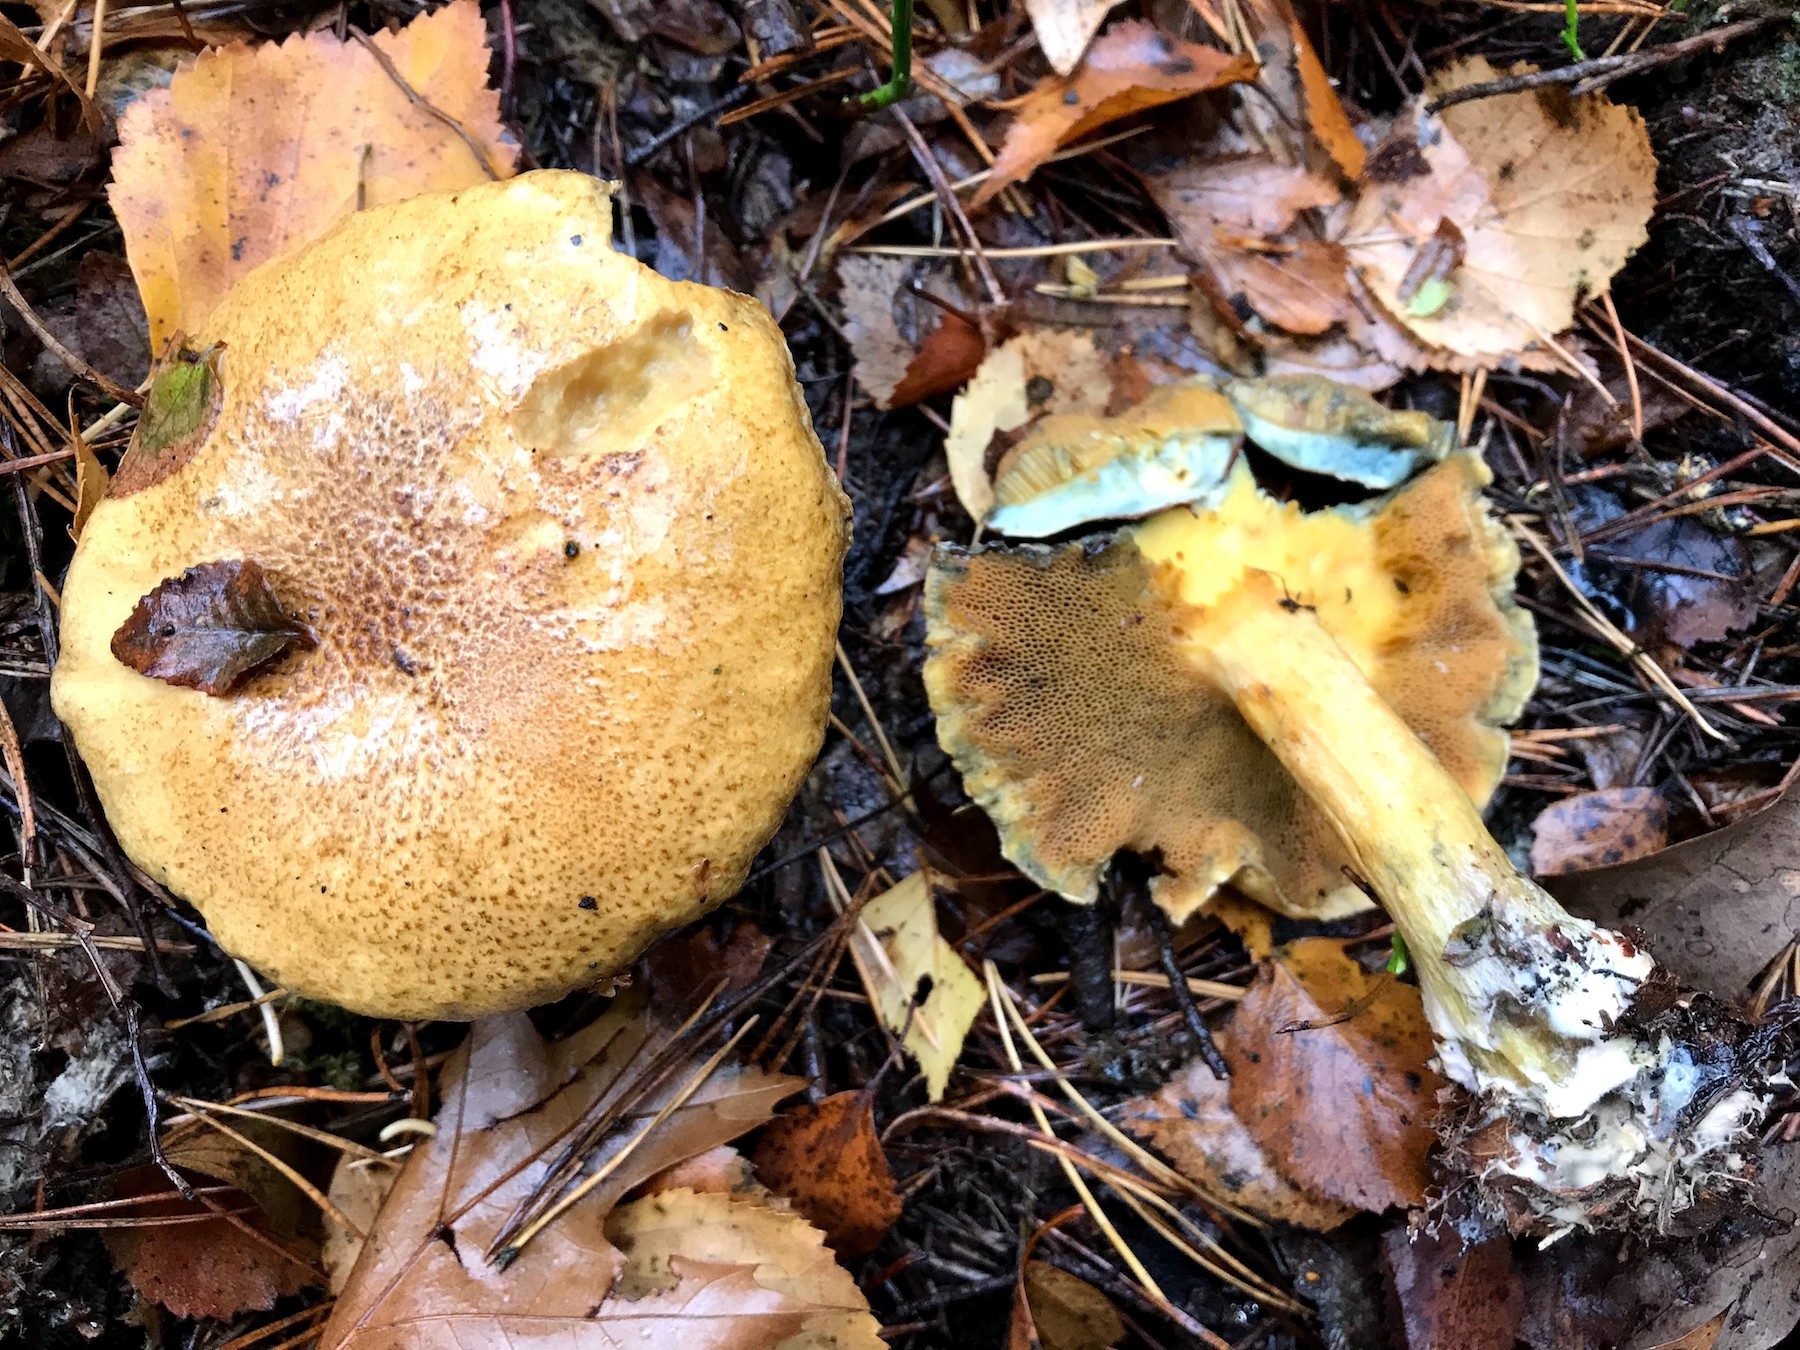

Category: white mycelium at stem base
[1159, 566, 1764, 1227]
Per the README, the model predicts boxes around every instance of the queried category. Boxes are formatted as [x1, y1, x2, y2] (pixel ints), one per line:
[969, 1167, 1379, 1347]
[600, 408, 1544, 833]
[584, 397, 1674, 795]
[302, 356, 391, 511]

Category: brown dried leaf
[1011, 1261, 1124, 1350]
[1223, 939, 1443, 1212]
[106, 1122, 320, 1321]
[645, 922, 775, 1004]
[105, 1167, 318, 1321]
[1647, 1314, 1728, 1350]
[1336, 61, 1655, 363]
[323, 1159, 397, 1294]
[838, 256, 986, 410]
[1234, 0, 1364, 179]
[892, 314, 987, 408]
[110, 0, 518, 347]
[1551, 789, 1800, 1002]
[639, 1145, 759, 1199]
[751, 1091, 902, 1257]
[975, 22, 1255, 206]
[72, 436, 109, 540]
[1121, 1048, 1355, 1230]
[1529, 787, 1669, 878]
[110, 559, 316, 696]
[320, 1007, 810, 1349]
[29, 253, 151, 397]
[1381, 1225, 1523, 1350]
[1152, 157, 1339, 238]
[1211, 240, 1350, 335]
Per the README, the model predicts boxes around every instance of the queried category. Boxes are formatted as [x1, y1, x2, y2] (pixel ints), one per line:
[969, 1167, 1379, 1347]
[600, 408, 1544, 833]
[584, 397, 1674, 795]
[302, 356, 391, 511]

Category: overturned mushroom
[927, 453, 1534, 923]
[53, 171, 851, 1020]
[927, 392, 1774, 1232]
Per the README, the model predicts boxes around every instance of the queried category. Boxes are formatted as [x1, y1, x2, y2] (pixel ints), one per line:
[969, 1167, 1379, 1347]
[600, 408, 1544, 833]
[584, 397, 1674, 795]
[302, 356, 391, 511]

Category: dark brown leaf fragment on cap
[111, 560, 315, 696]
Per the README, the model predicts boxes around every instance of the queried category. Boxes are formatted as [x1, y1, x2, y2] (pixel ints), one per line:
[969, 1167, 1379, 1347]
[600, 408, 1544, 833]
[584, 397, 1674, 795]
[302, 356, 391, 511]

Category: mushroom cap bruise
[52, 171, 851, 1020]
[923, 452, 1535, 922]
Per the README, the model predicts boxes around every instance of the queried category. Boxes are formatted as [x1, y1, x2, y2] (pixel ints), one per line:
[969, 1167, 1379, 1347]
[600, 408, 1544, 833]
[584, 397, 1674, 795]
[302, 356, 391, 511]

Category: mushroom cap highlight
[52, 171, 851, 1020]
[923, 452, 1534, 922]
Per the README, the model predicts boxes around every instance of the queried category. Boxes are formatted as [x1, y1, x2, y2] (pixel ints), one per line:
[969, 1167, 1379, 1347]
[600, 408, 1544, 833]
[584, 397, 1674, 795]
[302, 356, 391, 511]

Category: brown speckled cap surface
[52, 171, 850, 1019]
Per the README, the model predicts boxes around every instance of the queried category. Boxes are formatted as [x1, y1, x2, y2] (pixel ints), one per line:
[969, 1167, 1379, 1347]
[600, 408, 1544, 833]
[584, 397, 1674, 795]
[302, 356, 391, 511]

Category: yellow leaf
[110, 0, 519, 348]
[848, 872, 984, 1101]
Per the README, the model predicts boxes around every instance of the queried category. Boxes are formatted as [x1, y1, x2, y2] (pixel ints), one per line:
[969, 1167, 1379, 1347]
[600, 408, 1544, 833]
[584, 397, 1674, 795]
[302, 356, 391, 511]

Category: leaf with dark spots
[751, 1090, 902, 1257]
[974, 22, 1255, 207]
[1530, 787, 1670, 877]
[1223, 938, 1444, 1212]
[111, 560, 316, 696]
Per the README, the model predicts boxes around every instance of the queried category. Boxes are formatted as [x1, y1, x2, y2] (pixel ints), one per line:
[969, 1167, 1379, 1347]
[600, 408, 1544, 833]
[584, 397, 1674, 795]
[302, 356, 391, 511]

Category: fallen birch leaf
[846, 872, 985, 1101]
[975, 23, 1255, 206]
[1551, 787, 1800, 1001]
[945, 330, 1108, 521]
[838, 256, 985, 410]
[111, 0, 518, 347]
[1223, 939, 1443, 1212]
[106, 1121, 320, 1320]
[609, 1187, 885, 1348]
[320, 1003, 809, 1348]
[1025, 0, 1125, 76]
[1529, 787, 1669, 878]
[751, 1090, 902, 1256]
[1151, 157, 1339, 238]
[1011, 1260, 1124, 1350]
[1336, 60, 1655, 363]
[1381, 1225, 1523, 1350]
[110, 560, 317, 696]
[1121, 1048, 1356, 1231]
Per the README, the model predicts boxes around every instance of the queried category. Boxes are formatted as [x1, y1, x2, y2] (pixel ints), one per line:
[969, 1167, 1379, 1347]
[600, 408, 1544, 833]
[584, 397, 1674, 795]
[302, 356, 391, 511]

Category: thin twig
[0, 263, 142, 407]
[1427, 14, 1783, 110]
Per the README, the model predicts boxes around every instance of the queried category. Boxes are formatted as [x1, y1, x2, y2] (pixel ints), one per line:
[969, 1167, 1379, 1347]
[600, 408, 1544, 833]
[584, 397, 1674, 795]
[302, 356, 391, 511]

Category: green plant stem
[859, 0, 913, 109]
[1561, 0, 1585, 60]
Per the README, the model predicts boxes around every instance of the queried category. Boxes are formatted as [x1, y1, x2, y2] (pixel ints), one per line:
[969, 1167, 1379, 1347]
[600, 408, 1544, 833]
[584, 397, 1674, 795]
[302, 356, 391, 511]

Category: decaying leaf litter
[3, 0, 1800, 1345]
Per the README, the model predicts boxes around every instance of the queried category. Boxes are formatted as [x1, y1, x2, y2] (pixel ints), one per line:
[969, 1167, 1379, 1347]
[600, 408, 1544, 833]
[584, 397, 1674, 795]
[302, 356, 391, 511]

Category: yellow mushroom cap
[924, 453, 1534, 923]
[52, 171, 850, 1019]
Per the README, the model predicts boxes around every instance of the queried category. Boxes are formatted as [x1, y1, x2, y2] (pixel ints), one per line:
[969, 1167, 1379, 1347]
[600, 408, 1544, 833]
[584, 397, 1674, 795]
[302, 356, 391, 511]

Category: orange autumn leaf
[111, 0, 518, 348]
[1237, 0, 1363, 179]
[975, 22, 1254, 206]
[751, 1090, 903, 1257]
[1223, 938, 1444, 1213]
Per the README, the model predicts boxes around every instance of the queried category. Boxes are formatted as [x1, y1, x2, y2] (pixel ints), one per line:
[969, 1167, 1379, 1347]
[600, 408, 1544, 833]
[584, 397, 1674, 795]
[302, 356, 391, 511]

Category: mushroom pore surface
[52, 171, 851, 1019]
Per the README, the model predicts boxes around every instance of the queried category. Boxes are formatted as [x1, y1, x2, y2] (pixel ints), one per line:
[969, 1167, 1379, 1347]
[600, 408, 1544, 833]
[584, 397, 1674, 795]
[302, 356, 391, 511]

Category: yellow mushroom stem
[1179, 571, 1617, 1102]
